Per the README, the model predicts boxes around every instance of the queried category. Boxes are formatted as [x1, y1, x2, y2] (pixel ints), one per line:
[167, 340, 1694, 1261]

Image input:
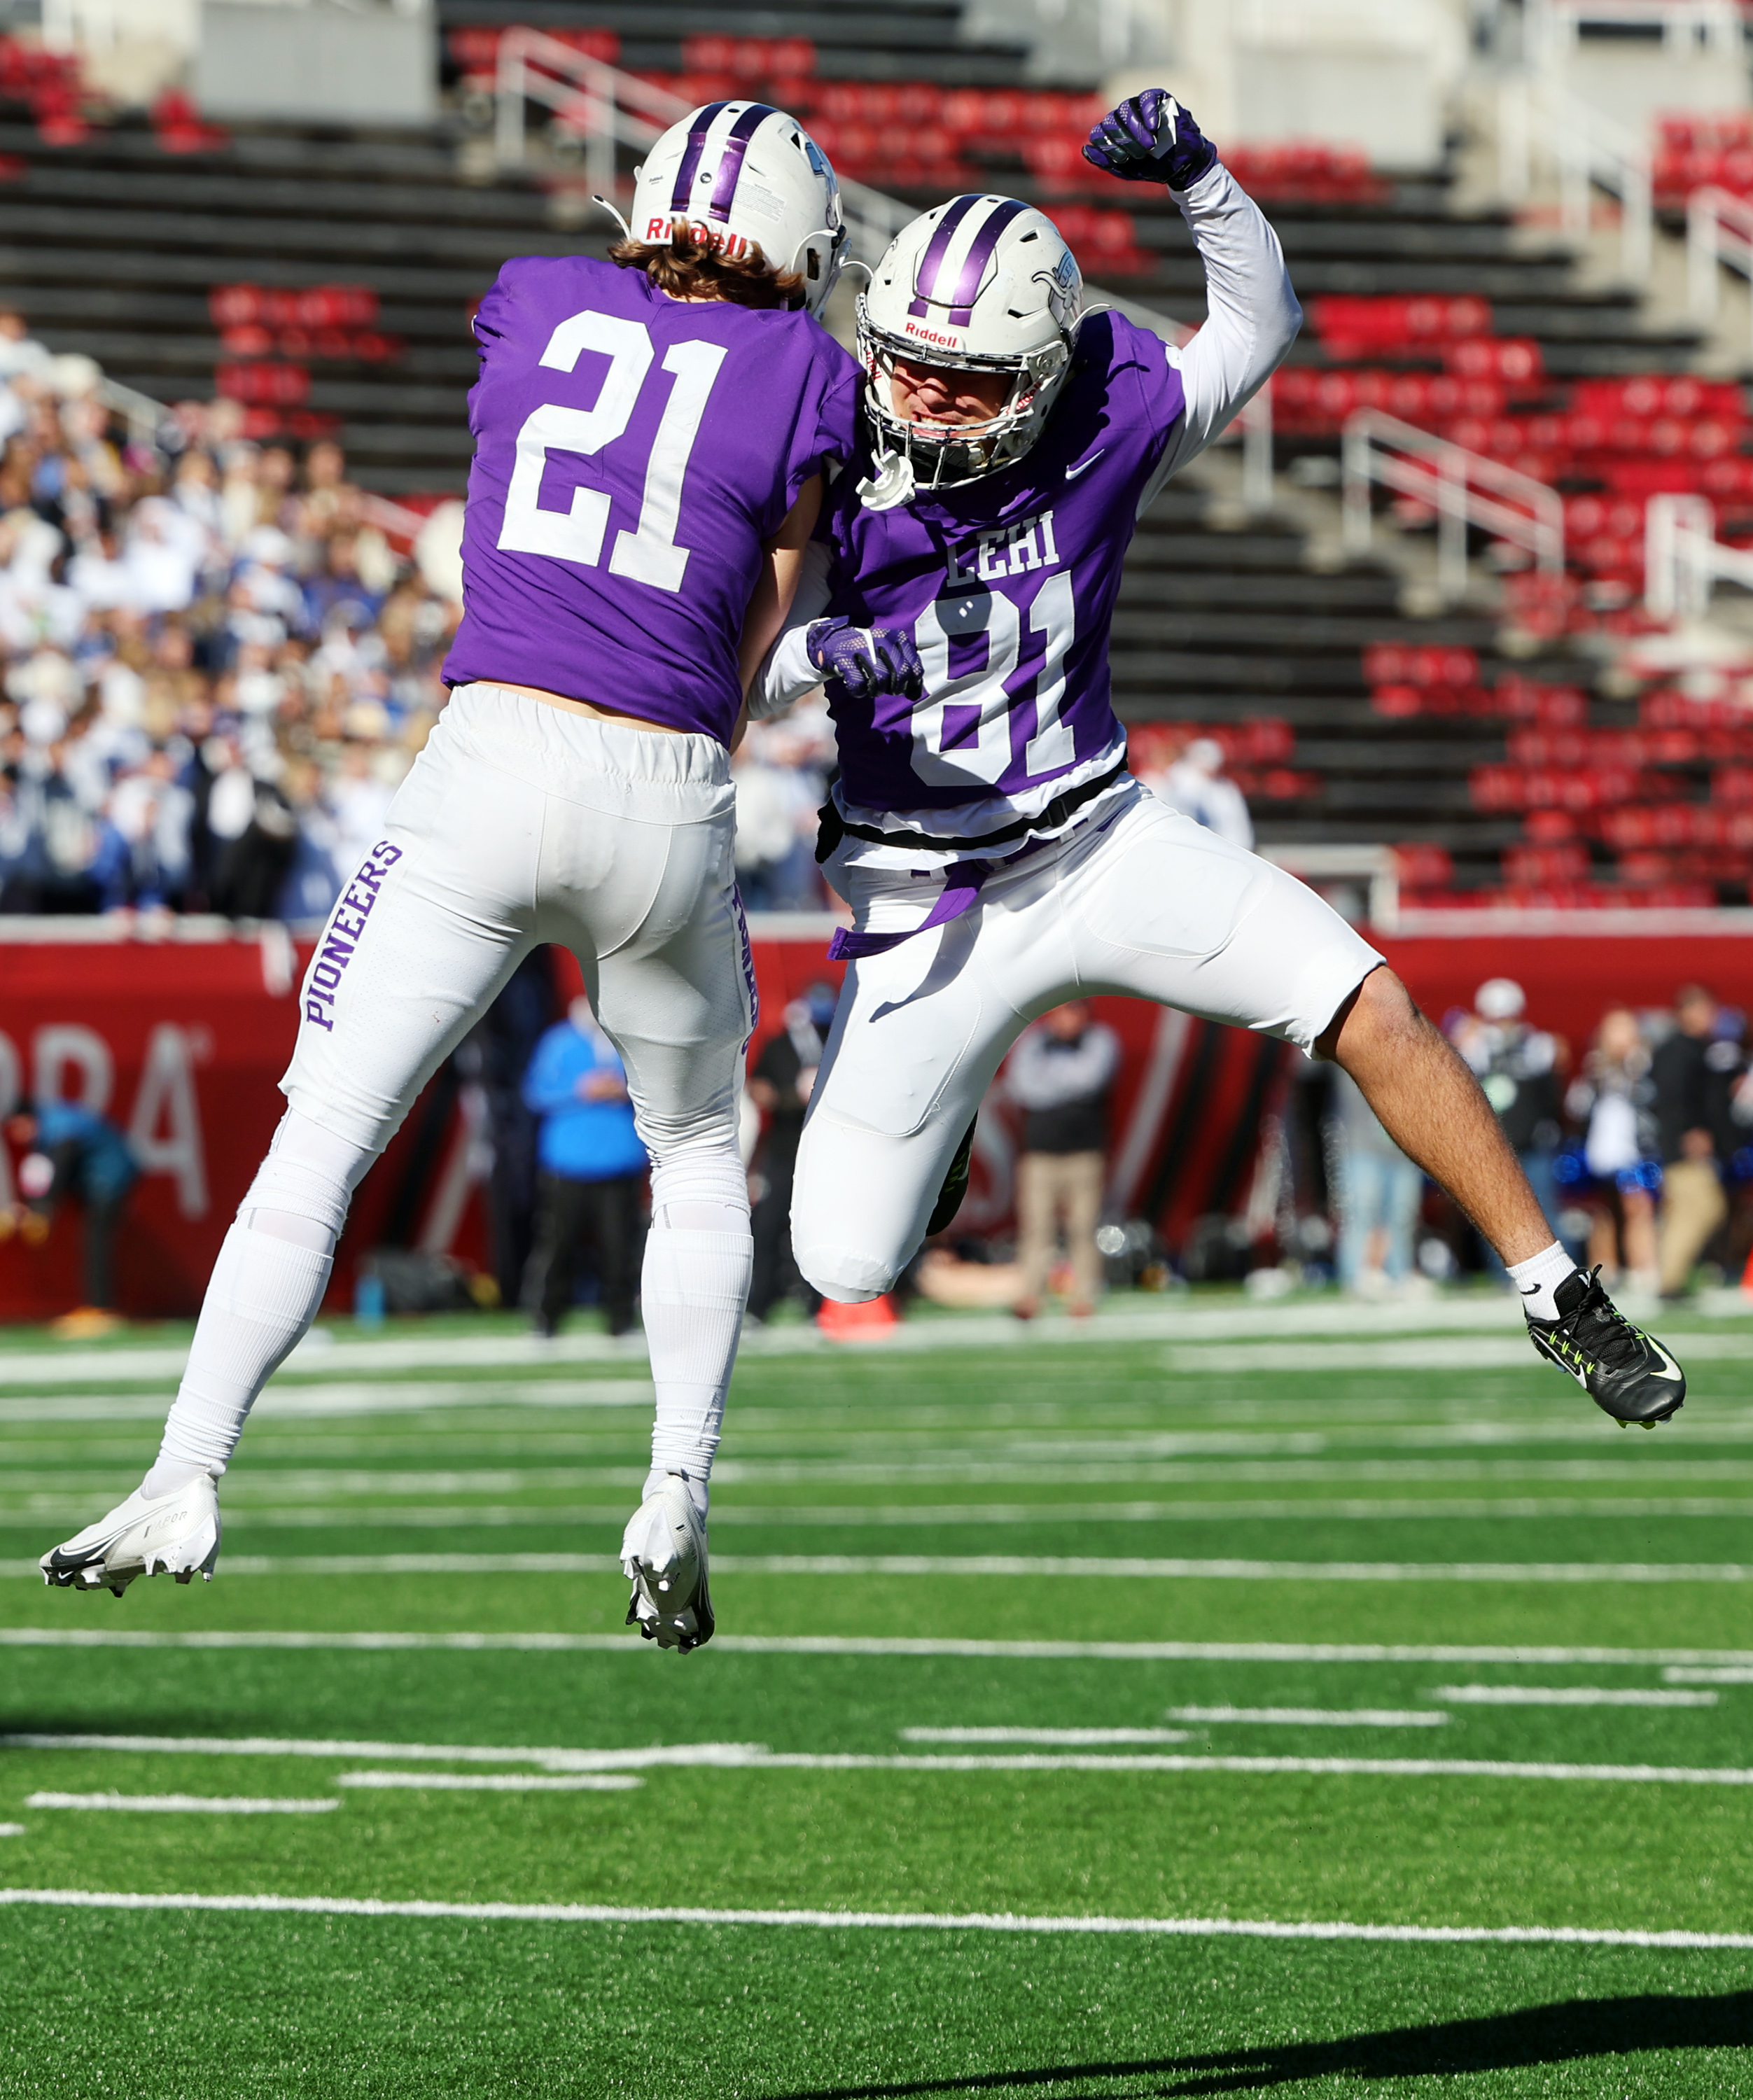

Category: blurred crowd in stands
[0, 314, 456, 921]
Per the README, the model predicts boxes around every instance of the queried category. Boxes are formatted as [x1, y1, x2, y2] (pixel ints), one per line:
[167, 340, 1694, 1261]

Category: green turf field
[1, 1292, 1750, 2096]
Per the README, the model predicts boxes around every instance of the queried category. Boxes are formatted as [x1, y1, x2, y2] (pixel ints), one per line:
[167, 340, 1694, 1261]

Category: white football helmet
[856, 194, 1082, 499]
[629, 101, 846, 316]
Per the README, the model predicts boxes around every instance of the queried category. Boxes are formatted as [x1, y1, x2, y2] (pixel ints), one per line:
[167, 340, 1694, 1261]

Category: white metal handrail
[1686, 183, 1753, 345]
[1497, 71, 1652, 282]
[95, 376, 166, 447]
[1341, 408, 1565, 598]
[491, 43, 1276, 505]
[1643, 490, 1753, 619]
[493, 29, 684, 199]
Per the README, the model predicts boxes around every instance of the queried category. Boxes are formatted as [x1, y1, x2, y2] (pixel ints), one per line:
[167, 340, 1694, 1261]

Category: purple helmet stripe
[708, 102, 778, 223]
[669, 102, 731, 216]
[907, 194, 982, 319]
[943, 197, 1029, 324]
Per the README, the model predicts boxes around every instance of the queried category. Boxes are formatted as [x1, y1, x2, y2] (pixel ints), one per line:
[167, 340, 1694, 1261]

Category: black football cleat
[927, 1117, 978, 1238]
[1524, 1266, 1686, 1427]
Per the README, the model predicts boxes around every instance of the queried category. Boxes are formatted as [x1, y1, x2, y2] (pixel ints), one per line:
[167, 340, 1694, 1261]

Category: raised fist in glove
[806, 616, 925, 703]
[1083, 88, 1217, 191]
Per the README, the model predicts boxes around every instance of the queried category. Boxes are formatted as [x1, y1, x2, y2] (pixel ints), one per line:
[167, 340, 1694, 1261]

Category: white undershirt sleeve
[1136, 161, 1301, 512]
[746, 540, 834, 721]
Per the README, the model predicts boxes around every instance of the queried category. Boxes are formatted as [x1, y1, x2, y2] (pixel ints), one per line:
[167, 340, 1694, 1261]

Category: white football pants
[284, 682, 752, 1158]
[792, 783, 1383, 1302]
[154, 682, 753, 1504]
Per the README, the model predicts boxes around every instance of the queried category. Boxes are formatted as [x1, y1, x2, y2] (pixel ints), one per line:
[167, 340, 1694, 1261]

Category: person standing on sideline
[1328, 1069, 1422, 1296]
[40, 101, 862, 1656]
[521, 995, 648, 1338]
[1154, 735, 1252, 850]
[746, 981, 836, 1322]
[4, 1103, 139, 1336]
[1008, 1002, 1119, 1320]
[1565, 1005, 1660, 1294]
[1449, 976, 1568, 1271]
[1653, 983, 1740, 1298]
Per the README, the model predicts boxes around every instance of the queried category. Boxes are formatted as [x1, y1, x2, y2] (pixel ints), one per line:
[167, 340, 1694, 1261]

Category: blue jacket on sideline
[34, 1102, 139, 1202]
[522, 1018, 648, 1183]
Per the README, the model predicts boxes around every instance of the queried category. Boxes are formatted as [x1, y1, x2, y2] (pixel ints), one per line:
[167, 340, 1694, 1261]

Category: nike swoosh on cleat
[1648, 1341, 1684, 1382]
[1065, 449, 1105, 479]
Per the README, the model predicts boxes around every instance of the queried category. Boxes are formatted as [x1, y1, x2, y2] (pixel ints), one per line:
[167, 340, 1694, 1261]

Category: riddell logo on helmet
[905, 320, 965, 349]
[647, 215, 753, 258]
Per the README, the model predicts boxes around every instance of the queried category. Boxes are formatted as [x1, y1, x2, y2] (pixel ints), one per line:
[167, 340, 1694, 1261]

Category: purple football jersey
[817, 310, 1184, 816]
[445, 255, 860, 743]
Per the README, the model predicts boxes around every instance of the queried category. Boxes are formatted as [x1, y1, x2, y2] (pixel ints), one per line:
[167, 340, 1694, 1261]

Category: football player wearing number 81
[40, 102, 865, 1649]
[752, 89, 1688, 1432]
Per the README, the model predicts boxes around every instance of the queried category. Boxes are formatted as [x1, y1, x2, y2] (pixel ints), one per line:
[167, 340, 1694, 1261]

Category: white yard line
[0, 1298, 1554, 1390]
[335, 1773, 641, 1792]
[0, 1300, 1743, 1390]
[0, 1826, 22, 1837]
[0, 1733, 764, 1770]
[1429, 1686, 1719, 1707]
[24, 1793, 338, 1813]
[4, 1630, 1752, 1667]
[14, 1552, 1728, 1583]
[1667, 1667, 1753, 1684]
[1159, 1335, 1753, 1373]
[5, 1732, 1751, 1786]
[17, 1495, 1753, 1531]
[900, 1728, 1192, 1745]
[12, 1298, 1750, 1390]
[1, 1887, 1750, 1949]
[0, 1382, 651, 1425]
[1164, 1707, 1448, 1727]
[753, 1755, 1753, 1783]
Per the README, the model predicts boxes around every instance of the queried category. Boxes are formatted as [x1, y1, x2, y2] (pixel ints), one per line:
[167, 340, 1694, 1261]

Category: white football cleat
[40, 1474, 221, 1597]
[620, 1474, 713, 1653]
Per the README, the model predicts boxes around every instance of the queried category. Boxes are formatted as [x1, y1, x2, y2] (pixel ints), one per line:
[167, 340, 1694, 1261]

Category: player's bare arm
[739, 470, 824, 696]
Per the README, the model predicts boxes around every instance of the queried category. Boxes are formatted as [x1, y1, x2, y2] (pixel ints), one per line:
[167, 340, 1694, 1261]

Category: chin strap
[592, 195, 631, 238]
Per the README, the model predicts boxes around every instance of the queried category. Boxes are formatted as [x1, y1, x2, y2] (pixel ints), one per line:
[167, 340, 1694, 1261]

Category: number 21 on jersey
[498, 311, 725, 595]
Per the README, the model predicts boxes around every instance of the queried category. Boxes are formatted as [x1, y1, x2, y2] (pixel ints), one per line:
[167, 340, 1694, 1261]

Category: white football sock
[1509, 1239, 1576, 1322]
[146, 1109, 372, 1490]
[640, 1146, 752, 1520]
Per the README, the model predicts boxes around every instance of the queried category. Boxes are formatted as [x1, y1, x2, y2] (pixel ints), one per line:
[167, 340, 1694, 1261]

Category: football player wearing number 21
[41, 102, 863, 1651]
[754, 89, 1689, 1432]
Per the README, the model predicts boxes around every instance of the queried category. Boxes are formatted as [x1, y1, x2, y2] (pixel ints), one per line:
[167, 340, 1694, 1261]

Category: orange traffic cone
[816, 1293, 899, 1338]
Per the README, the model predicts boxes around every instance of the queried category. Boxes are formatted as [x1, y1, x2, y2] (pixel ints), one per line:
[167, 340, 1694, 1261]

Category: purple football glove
[806, 616, 925, 703]
[1083, 88, 1217, 190]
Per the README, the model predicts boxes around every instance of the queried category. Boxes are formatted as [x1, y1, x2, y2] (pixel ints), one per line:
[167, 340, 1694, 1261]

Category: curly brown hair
[608, 225, 806, 309]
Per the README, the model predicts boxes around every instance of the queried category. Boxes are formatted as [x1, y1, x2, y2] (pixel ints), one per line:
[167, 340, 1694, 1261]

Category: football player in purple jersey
[41, 102, 870, 1647]
[752, 90, 1685, 1428]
